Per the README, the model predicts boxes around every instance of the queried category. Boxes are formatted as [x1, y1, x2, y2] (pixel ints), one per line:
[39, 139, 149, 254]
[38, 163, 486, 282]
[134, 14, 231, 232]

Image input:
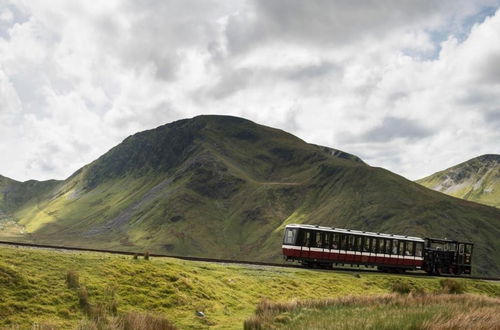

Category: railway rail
[1, 240, 499, 282]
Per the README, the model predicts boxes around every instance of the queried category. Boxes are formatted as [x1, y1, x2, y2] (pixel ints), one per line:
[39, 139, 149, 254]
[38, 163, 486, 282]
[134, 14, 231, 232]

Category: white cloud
[0, 0, 499, 181]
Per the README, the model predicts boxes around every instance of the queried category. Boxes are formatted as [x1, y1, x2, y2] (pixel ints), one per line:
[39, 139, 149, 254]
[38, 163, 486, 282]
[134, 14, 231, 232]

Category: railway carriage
[282, 224, 472, 275]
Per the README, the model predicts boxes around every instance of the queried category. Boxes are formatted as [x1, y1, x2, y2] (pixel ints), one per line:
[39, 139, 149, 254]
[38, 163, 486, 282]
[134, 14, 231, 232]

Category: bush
[133, 253, 139, 260]
[144, 251, 150, 261]
[390, 280, 413, 294]
[78, 286, 91, 314]
[439, 279, 465, 294]
[66, 270, 80, 289]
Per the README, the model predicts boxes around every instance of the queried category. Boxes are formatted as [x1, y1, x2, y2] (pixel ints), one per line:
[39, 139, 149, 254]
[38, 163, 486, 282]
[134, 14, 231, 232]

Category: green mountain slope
[416, 155, 500, 208]
[0, 175, 60, 237]
[1, 116, 500, 276]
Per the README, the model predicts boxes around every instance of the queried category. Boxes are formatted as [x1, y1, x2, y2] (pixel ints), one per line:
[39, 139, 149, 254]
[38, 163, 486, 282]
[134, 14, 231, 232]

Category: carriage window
[283, 228, 298, 245]
[332, 234, 339, 249]
[340, 235, 347, 250]
[378, 239, 385, 254]
[459, 244, 464, 254]
[448, 243, 456, 251]
[370, 238, 377, 253]
[431, 241, 445, 250]
[386, 240, 392, 254]
[354, 236, 361, 252]
[392, 240, 399, 254]
[322, 232, 331, 249]
[465, 244, 472, 254]
[399, 241, 405, 256]
[407, 242, 415, 256]
[415, 242, 423, 257]
[347, 235, 355, 251]
[314, 231, 322, 247]
[303, 231, 311, 247]
[363, 237, 370, 252]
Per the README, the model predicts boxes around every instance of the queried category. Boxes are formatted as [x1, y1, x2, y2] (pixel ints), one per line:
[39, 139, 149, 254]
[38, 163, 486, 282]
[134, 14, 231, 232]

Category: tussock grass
[244, 294, 500, 329]
[439, 278, 465, 294]
[66, 270, 80, 289]
[77, 312, 176, 330]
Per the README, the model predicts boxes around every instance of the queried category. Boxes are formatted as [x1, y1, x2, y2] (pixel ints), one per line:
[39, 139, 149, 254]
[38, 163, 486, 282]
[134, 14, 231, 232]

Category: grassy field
[1, 245, 500, 329]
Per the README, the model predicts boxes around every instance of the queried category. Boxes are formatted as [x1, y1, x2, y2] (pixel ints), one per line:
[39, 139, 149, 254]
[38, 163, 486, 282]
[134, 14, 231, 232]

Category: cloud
[360, 117, 433, 142]
[0, 0, 499, 182]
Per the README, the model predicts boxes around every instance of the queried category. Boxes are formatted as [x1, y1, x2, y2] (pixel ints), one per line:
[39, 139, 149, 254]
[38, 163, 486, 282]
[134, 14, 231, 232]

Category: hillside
[416, 155, 500, 208]
[0, 176, 60, 237]
[1, 115, 500, 276]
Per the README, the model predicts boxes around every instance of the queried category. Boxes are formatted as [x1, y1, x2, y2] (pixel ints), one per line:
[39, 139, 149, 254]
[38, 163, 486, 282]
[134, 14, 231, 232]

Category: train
[282, 224, 473, 275]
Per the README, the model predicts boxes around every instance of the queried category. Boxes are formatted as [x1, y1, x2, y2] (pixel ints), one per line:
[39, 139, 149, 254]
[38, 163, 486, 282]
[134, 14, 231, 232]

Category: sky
[0, 0, 500, 182]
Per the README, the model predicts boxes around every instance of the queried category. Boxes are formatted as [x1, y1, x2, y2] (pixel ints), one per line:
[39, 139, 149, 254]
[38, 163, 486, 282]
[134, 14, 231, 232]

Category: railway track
[1, 240, 499, 282]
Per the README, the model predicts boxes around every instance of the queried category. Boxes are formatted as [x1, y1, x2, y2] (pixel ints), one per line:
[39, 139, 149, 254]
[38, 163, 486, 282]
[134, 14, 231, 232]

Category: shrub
[144, 251, 150, 261]
[439, 279, 465, 294]
[390, 280, 413, 294]
[66, 270, 80, 289]
[133, 253, 139, 260]
[78, 286, 91, 314]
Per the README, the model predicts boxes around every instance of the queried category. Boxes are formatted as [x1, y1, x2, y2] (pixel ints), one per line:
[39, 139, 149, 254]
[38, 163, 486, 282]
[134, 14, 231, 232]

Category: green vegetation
[244, 293, 500, 329]
[417, 154, 500, 208]
[1, 246, 500, 329]
[1, 116, 500, 276]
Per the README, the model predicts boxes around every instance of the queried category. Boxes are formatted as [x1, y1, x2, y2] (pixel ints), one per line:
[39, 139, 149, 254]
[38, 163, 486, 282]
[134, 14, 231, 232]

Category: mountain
[417, 155, 500, 208]
[0, 175, 60, 238]
[1, 115, 500, 276]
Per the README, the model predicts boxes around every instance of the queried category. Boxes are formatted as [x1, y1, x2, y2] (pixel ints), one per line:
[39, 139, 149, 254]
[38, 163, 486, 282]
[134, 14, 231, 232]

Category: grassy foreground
[244, 294, 500, 329]
[1, 246, 500, 329]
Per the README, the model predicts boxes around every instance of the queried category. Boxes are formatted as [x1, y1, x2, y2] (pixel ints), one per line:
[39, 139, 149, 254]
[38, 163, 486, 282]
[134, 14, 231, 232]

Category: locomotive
[282, 224, 473, 275]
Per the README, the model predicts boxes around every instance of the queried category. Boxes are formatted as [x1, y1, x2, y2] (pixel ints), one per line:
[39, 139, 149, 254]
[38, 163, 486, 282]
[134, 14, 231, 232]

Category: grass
[1, 245, 500, 329]
[244, 293, 500, 329]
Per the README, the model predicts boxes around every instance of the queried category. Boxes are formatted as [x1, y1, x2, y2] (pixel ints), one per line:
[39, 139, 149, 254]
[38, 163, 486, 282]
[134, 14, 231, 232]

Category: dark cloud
[225, 0, 449, 54]
[205, 68, 253, 100]
[285, 62, 340, 80]
[485, 110, 500, 128]
[361, 117, 433, 142]
[476, 52, 500, 84]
